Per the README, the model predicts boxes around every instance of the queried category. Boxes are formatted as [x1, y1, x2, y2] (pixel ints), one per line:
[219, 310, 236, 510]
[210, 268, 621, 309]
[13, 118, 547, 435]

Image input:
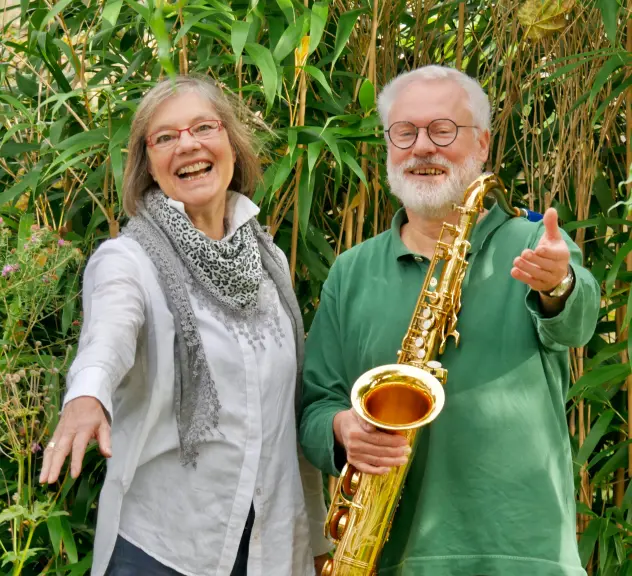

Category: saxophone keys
[415, 337, 424, 348]
[416, 348, 426, 359]
[429, 277, 438, 288]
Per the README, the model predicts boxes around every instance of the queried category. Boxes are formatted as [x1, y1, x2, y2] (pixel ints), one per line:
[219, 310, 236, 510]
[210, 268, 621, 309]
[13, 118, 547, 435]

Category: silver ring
[46, 441, 56, 450]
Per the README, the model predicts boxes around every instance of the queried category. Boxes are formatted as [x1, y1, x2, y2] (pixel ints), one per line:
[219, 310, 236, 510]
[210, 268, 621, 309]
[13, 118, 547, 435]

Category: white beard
[387, 154, 483, 219]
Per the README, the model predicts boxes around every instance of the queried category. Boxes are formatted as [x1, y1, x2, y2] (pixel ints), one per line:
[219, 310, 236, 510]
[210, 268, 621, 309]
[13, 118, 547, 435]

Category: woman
[39, 75, 331, 576]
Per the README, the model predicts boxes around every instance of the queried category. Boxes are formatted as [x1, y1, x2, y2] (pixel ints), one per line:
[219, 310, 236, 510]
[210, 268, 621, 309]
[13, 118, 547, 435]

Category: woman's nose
[175, 130, 201, 152]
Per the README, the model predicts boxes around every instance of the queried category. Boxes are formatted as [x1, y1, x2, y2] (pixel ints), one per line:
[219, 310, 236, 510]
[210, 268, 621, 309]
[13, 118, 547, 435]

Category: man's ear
[477, 129, 491, 163]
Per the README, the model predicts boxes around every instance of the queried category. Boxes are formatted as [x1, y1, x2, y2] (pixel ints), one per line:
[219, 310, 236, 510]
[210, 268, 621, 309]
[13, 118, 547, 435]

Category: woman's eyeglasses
[146, 120, 224, 149]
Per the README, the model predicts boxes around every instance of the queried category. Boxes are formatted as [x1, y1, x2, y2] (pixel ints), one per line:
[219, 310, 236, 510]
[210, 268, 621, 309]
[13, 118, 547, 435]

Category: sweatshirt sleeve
[524, 226, 600, 351]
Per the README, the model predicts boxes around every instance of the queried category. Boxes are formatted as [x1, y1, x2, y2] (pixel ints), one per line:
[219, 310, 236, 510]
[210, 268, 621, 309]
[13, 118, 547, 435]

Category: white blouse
[63, 193, 330, 576]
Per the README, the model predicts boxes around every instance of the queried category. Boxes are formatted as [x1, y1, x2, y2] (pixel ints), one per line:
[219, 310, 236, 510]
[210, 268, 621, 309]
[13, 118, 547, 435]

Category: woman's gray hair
[122, 75, 262, 216]
[377, 65, 491, 134]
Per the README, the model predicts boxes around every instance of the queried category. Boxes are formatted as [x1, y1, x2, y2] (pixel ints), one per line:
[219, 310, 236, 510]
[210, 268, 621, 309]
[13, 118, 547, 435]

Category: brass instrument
[321, 173, 526, 576]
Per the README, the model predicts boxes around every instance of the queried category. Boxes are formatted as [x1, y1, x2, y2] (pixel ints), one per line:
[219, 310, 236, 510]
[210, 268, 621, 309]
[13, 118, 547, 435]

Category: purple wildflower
[2, 264, 18, 277]
[58, 239, 65, 247]
[31, 442, 41, 454]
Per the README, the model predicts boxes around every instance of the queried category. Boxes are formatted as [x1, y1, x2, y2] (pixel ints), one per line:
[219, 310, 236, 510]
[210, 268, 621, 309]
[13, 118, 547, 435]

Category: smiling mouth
[408, 167, 446, 176]
[176, 161, 214, 181]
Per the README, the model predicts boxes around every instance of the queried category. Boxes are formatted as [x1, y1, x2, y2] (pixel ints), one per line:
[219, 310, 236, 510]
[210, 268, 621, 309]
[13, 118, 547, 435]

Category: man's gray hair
[377, 65, 491, 133]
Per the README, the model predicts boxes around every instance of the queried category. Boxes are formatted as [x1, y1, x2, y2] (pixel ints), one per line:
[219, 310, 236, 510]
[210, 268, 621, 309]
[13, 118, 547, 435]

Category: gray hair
[377, 65, 491, 133]
[122, 75, 262, 216]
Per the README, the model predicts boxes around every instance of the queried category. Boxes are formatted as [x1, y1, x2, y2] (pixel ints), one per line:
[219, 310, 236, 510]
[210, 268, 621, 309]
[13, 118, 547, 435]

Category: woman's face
[145, 90, 235, 212]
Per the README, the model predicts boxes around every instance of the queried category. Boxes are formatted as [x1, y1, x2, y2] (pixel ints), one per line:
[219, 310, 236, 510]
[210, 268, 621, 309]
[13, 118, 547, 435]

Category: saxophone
[321, 172, 527, 576]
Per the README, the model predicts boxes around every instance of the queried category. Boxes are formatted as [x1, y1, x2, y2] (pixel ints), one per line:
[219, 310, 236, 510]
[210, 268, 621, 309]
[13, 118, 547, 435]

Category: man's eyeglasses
[146, 120, 224, 149]
[385, 119, 477, 149]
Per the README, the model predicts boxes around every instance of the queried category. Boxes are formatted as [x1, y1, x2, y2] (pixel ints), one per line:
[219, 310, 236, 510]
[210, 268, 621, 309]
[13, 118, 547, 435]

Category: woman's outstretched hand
[39, 396, 111, 484]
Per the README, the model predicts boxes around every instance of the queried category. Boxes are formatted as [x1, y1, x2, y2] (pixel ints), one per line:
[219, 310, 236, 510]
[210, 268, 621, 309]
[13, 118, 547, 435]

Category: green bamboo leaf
[271, 150, 301, 195]
[273, 14, 306, 63]
[304, 65, 333, 98]
[319, 129, 342, 167]
[330, 8, 365, 73]
[39, 0, 74, 30]
[591, 445, 627, 485]
[593, 74, 632, 125]
[174, 9, 218, 44]
[597, 0, 619, 46]
[275, 0, 295, 23]
[341, 150, 369, 188]
[102, 0, 123, 28]
[589, 54, 626, 104]
[231, 20, 251, 63]
[0, 93, 33, 119]
[0, 166, 41, 207]
[245, 43, 278, 112]
[149, 9, 175, 76]
[358, 78, 375, 112]
[122, 0, 150, 21]
[578, 518, 601, 566]
[308, 1, 328, 55]
[60, 515, 78, 564]
[574, 410, 615, 468]
[0, 122, 31, 148]
[567, 363, 631, 400]
[605, 236, 632, 296]
[307, 140, 324, 175]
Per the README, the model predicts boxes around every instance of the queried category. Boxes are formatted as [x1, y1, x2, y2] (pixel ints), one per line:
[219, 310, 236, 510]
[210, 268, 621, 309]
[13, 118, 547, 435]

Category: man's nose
[411, 128, 437, 156]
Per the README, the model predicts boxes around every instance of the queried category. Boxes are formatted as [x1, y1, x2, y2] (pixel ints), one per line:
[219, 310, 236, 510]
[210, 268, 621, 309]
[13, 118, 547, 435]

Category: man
[299, 65, 599, 576]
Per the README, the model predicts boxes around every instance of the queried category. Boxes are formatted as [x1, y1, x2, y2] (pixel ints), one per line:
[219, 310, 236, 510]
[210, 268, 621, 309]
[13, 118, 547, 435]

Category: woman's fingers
[40, 432, 74, 484]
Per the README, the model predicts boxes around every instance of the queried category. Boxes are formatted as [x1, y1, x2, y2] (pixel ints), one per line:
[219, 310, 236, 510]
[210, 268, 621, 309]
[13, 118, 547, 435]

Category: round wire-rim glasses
[385, 119, 477, 149]
[146, 119, 224, 149]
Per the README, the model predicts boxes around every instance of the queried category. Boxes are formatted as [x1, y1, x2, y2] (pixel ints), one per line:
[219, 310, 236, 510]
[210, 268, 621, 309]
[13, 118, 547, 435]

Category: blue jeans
[105, 504, 255, 576]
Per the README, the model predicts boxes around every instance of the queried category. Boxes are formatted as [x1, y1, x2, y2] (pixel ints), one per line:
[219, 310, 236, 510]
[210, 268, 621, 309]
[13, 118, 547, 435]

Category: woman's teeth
[176, 162, 213, 180]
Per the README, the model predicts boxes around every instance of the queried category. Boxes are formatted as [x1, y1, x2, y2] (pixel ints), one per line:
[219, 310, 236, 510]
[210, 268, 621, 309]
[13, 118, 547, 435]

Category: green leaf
[149, 9, 175, 76]
[47, 515, 63, 557]
[307, 140, 324, 176]
[330, 8, 364, 73]
[567, 363, 631, 400]
[304, 65, 333, 98]
[60, 514, 78, 563]
[273, 14, 306, 63]
[574, 410, 615, 468]
[308, 1, 328, 55]
[275, 0, 295, 23]
[39, 0, 74, 30]
[245, 43, 278, 112]
[231, 20, 251, 64]
[358, 78, 375, 112]
[589, 54, 626, 104]
[122, 0, 150, 21]
[102, 0, 123, 28]
[605, 236, 632, 296]
[319, 129, 342, 167]
[578, 518, 601, 566]
[0, 166, 41, 207]
[597, 0, 619, 46]
[341, 150, 369, 188]
[271, 149, 302, 195]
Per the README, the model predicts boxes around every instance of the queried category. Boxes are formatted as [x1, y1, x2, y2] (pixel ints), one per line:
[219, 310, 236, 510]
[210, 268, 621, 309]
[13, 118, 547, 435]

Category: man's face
[386, 79, 490, 218]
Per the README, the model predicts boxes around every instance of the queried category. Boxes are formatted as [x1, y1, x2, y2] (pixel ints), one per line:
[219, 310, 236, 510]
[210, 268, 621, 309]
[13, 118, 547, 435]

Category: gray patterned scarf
[122, 188, 300, 467]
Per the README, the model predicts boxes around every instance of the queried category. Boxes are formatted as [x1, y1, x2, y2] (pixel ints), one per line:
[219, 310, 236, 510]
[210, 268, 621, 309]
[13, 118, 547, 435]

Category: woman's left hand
[314, 554, 329, 575]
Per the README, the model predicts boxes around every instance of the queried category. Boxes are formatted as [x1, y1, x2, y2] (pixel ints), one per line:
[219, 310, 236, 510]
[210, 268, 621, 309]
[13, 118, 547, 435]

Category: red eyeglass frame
[146, 119, 224, 147]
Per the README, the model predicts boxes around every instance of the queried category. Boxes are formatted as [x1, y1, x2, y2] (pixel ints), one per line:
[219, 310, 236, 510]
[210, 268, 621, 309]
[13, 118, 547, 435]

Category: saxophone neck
[461, 172, 527, 219]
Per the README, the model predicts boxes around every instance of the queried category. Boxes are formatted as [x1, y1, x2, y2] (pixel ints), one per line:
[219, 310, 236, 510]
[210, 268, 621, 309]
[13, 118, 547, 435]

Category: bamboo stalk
[456, 3, 466, 71]
[354, 0, 378, 245]
[289, 1, 309, 285]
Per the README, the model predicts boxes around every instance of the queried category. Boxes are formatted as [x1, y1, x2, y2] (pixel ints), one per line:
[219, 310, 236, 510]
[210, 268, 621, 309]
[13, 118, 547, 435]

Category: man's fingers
[542, 207, 562, 242]
[96, 421, 112, 458]
[519, 250, 557, 273]
[349, 461, 392, 476]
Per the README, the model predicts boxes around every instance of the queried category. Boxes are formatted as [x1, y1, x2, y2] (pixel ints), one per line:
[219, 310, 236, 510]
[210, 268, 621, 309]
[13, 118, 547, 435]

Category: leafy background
[0, 0, 631, 573]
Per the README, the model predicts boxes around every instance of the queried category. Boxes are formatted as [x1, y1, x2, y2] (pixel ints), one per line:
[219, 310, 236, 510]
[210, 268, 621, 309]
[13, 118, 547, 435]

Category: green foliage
[0, 0, 630, 573]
